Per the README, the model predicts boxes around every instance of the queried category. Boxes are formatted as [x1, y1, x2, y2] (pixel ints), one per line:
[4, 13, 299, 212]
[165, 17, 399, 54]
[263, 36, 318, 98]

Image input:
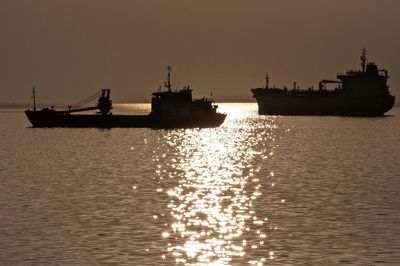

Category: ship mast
[361, 48, 367, 72]
[166, 65, 172, 91]
[32, 87, 36, 111]
[265, 74, 269, 89]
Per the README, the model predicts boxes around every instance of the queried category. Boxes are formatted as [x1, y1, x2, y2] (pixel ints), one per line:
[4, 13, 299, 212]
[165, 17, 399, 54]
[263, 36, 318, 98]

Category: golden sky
[1, 0, 399, 103]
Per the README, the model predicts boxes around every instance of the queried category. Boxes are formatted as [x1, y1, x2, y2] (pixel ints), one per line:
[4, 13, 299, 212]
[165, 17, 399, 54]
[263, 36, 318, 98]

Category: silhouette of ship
[251, 49, 395, 116]
[25, 66, 227, 128]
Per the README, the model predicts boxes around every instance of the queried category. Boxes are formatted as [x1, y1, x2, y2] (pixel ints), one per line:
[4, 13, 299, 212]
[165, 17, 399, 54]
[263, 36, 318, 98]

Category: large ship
[251, 49, 395, 116]
[25, 66, 227, 128]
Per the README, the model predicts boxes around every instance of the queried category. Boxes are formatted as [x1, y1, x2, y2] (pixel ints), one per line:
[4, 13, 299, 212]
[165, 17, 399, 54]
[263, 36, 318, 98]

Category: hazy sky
[1, 0, 399, 104]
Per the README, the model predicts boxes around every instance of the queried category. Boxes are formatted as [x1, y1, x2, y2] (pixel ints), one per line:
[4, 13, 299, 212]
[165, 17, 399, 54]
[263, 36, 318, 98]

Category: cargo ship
[251, 49, 395, 116]
[25, 66, 227, 128]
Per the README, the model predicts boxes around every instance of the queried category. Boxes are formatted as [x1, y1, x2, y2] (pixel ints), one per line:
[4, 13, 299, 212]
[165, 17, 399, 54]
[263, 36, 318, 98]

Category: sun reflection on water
[154, 103, 278, 265]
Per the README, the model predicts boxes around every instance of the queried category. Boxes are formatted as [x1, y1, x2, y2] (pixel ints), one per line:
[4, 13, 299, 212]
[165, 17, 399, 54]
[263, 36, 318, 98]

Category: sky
[1, 0, 399, 104]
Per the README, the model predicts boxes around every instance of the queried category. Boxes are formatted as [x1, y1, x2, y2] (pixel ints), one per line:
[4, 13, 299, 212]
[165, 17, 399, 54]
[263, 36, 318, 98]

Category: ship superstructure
[151, 66, 223, 124]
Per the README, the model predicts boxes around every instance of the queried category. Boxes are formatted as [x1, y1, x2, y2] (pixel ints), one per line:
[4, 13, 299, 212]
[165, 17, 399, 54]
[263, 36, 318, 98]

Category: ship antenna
[32, 86, 36, 111]
[361, 47, 367, 72]
[265, 74, 269, 89]
[166, 65, 172, 91]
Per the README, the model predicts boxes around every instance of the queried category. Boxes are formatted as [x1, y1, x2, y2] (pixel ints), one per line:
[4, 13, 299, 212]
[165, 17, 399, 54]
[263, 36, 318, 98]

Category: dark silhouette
[25, 66, 227, 128]
[251, 49, 395, 116]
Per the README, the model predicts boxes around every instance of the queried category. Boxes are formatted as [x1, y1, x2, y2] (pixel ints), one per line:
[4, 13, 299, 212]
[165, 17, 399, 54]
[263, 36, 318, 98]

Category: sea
[0, 103, 399, 265]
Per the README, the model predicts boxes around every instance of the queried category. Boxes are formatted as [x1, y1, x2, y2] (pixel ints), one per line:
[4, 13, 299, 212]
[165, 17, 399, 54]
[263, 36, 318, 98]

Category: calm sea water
[0, 103, 399, 265]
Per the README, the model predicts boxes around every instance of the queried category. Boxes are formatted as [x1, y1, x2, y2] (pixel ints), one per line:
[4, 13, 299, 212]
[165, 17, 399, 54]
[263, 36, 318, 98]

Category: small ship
[25, 66, 227, 128]
[251, 49, 395, 116]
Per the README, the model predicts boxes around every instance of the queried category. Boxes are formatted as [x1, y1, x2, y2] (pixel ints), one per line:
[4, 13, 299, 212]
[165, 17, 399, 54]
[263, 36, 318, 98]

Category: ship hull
[25, 111, 226, 128]
[252, 90, 395, 116]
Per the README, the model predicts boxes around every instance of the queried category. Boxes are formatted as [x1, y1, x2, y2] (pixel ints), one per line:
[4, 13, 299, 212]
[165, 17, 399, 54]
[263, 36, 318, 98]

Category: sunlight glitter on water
[153, 104, 278, 265]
